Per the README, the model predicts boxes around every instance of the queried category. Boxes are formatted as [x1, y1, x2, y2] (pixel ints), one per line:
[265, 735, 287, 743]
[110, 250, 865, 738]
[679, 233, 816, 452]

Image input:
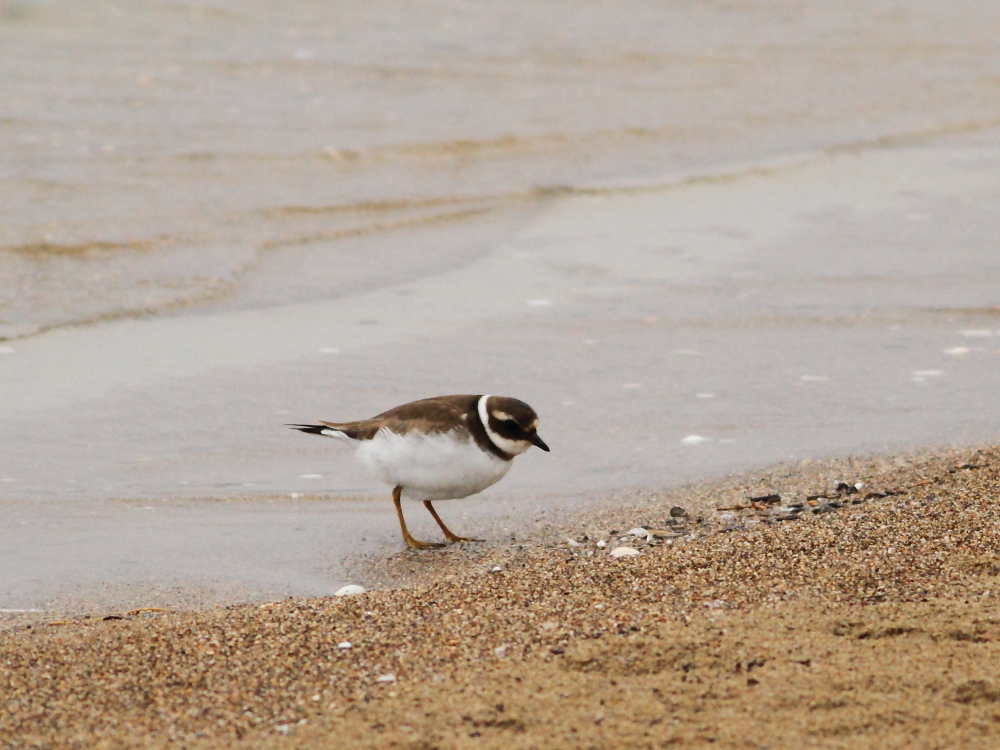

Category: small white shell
[626, 527, 649, 538]
[376, 673, 396, 683]
[609, 547, 640, 558]
[334, 584, 366, 596]
[681, 435, 712, 445]
[337, 641, 352, 649]
[958, 329, 992, 337]
[566, 538, 581, 547]
[596, 540, 607, 548]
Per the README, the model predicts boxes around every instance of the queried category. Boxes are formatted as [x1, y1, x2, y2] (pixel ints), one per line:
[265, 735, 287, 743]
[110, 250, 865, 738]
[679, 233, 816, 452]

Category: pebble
[609, 547, 641, 558]
[670, 506, 689, 518]
[626, 527, 651, 541]
[334, 585, 366, 597]
[337, 642, 352, 650]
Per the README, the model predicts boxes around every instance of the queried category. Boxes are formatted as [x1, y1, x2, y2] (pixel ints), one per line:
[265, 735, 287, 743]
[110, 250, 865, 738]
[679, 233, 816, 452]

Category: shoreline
[1, 440, 975, 626]
[3, 444, 999, 748]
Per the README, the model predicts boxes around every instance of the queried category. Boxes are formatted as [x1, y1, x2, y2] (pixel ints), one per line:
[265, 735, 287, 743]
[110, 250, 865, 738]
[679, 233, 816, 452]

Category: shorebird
[289, 394, 549, 549]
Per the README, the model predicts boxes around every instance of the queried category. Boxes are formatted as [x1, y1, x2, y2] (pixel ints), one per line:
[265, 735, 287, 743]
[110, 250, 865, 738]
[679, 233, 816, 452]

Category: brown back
[318, 394, 480, 440]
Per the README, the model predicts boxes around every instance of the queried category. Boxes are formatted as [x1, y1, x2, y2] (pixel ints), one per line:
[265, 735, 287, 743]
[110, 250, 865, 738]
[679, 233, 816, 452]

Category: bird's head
[480, 395, 550, 456]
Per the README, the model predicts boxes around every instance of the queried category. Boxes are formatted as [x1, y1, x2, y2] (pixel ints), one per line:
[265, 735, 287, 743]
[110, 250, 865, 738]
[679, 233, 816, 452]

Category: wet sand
[4, 131, 1000, 614]
[3, 445, 1000, 749]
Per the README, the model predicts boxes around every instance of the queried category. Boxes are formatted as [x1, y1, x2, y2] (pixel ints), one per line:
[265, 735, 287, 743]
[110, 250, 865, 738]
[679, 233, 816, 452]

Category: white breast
[354, 428, 512, 501]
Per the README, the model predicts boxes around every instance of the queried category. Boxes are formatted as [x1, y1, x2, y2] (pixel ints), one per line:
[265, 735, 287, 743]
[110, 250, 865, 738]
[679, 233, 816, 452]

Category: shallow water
[5, 0, 1000, 337]
[2, 0, 1000, 613]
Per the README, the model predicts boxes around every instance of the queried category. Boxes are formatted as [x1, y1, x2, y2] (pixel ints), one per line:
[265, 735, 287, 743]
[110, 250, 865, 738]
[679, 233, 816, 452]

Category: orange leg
[423, 500, 484, 544]
[393, 486, 444, 549]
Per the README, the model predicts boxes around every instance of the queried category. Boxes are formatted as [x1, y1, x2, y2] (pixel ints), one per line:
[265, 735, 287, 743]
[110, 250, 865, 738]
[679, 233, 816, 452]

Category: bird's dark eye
[503, 419, 520, 432]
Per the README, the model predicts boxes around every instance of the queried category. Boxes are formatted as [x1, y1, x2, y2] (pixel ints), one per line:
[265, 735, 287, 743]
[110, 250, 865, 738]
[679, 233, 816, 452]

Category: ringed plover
[289, 394, 549, 549]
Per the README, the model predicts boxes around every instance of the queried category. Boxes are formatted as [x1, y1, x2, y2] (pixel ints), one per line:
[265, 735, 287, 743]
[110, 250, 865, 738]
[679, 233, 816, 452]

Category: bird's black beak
[529, 433, 550, 452]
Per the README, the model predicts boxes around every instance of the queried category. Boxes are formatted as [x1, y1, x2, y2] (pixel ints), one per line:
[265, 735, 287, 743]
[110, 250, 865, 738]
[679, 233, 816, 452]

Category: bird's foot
[444, 533, 485, 544]
[404, 537, 446, 550]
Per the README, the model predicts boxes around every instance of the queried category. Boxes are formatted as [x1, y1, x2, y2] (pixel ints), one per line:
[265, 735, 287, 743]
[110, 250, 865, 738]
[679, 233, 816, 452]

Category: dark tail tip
[287, 423, 328, 435]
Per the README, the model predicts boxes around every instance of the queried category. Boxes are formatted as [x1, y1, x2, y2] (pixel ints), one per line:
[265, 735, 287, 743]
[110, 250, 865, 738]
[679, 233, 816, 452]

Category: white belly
[354, 428, 512, 501]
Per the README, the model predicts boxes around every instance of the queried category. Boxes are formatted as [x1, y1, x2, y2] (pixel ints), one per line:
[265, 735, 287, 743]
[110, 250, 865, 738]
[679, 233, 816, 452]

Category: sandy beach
[3, 444, 1000, 749]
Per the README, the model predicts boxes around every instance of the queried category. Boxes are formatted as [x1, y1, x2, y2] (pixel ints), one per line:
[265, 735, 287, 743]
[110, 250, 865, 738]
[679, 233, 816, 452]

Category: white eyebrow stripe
[493, 410, 514, 422]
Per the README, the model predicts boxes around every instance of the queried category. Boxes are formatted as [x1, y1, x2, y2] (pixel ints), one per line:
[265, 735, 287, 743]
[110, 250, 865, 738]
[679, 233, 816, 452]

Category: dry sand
[3, 445, 1000, 749]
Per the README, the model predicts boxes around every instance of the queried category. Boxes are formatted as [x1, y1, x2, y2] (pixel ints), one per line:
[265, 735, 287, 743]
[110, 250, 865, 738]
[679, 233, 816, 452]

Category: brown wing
[318, 394, 480, 440]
